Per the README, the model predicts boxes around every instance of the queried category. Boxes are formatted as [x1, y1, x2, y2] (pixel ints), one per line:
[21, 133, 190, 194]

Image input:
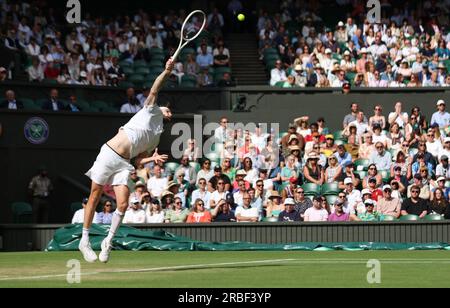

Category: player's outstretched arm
[145, 58, 175, 107]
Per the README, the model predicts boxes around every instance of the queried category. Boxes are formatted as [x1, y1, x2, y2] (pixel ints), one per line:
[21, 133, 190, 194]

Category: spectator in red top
[232, 170, 251, 192]
[305, 123, 326, 143]
[44, 60, 60, 79]
[368, 177, 384, 201]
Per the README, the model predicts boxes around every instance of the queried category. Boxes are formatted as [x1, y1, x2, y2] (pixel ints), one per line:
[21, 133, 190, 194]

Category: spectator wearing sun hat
[266, 191, 285, 218]
[357, 199, 381, 221]
[292, 64, 308, 87]
[431, 99, 450, 129]
[278, 198, 301, 222]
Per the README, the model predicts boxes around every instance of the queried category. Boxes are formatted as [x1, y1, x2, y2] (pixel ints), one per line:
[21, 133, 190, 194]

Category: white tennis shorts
[85, 144, 134, 186]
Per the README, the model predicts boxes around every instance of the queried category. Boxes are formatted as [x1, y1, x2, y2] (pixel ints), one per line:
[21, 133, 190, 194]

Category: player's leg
[79, 181, 104, 263]
[99, 184, 129, 263]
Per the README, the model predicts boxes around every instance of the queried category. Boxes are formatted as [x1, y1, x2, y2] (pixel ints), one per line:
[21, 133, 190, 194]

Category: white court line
[1, 258, 450, 282]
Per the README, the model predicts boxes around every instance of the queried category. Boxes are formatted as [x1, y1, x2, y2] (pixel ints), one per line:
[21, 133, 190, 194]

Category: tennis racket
[172, 10, 207, 61]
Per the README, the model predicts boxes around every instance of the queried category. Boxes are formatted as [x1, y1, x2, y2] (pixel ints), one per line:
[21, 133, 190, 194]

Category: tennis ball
[237, 14, 245, 22]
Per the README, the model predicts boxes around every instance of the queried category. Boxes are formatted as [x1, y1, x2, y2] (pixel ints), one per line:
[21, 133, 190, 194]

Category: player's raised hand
[165, 58, 175, 72]
[152, 148, 169, 164]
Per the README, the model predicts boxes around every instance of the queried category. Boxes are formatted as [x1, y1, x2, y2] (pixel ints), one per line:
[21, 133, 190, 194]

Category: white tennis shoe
[79, 240, 97, 263]
[99, 239, 113, 263]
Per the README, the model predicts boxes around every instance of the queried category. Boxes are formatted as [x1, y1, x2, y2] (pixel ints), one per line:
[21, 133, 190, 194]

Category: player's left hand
[152, 148, 169, 164]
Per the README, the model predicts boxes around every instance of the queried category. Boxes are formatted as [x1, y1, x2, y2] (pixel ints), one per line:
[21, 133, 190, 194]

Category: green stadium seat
[262, 217, 279, 222]
[133, 60, 148, 67]
[151, 54, 166, 62]
[83, 106, 100, 113]
[354, 170, 367, 179]
[180, 80, 197, 88]
[135, 67, 150, 75]
[321, 183, 341, 195]
[70, 202, 83, 216]
[326, 195, 338, 205]
[149, 48, 164, 56]
[380, 215, 397, 221]
[165, 162, 180, 174]
[129, 74, 145, 87]
[43, 78, 58, 84]
[103, 106, 118, 113]
[119, 61, 132, 68]
[11, 202, 33, 224]
[76, 99, 90, 111]
[334, 140, 346, 146]
[181, 75, 197, 83]
[333, 130, 345, 140]
[424, 214, 445, 221]
[91, 100, 109, 111]
[189, 162, 201, 173]
[354, 159, 370, 171]
[274, 81, 285, 87]
[399, 214, 420, 221]
[205, 152, 220, 163]
[302, 183, 321, 196]
[379, 170, 390, 183]
[122, 67, 134, 75]
[150, 66, 164, 74]
[119, 81, 135, 89]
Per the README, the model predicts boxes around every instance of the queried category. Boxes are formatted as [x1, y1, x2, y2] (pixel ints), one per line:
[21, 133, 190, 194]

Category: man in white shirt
[147, 165, 167, 198]
[235, 192, 259, 222]
[123, 197, 146, 224]
[233, 179, 247, 207]
[425, 128, 443, 158]
[72, 198, 98, 224]
[270, 60, 287, 86]
[120, 87, 142, 114]
[349, 111, 369, 138]
[191, 178, 212, 209]
[214, 117, 230, 143]
[339, 178, 361, 214]
[388, 102, 408, 129]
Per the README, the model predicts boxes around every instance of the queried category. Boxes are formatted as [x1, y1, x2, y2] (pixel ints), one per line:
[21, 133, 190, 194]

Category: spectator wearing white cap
[440, 138, 450, 161]
[341, 178, 361, 214]
[430, 100, 450, 129]
[320, 48, 333, 74]
[430, 176, 450, 201]
[356, 47, 368, 74]
[375, 185, 402, 218]
[340, 50, 356, 72]
[278, 198, 301, 222]
[335, 21, 348, 44]
[123, 197, 146, 224]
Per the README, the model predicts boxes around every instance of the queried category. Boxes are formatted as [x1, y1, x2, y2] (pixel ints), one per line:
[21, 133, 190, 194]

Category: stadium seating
[302, 183, 321, 196]
[399, 214, 420, 221]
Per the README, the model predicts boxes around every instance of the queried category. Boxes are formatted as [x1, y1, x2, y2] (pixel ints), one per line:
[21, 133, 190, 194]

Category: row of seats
[19, 98, 118, 112]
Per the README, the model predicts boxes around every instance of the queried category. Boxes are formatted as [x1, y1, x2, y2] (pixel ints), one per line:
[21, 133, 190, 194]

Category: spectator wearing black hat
[401, 185, 430, 218]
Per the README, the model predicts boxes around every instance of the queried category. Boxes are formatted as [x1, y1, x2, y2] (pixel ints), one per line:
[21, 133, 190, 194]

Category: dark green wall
[0, 110, 196, 223]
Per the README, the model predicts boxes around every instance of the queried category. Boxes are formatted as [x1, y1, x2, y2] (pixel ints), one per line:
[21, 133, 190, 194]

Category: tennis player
[79, 59, 174, 263]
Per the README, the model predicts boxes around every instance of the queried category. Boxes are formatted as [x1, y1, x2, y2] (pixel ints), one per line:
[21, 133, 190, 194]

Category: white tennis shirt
[122, 105, 164, 159]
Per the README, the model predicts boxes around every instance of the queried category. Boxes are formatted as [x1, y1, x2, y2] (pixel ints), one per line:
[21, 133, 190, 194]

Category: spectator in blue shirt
[334, 145, 352, 168]
[369, 142, 392, 171]
[95, 200, 114, 224]
[196, 43, 213, 69]
[430, 99, 450, 129]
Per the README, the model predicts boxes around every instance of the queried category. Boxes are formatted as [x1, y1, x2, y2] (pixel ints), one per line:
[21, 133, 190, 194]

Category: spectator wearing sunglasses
[165, 197, 189, 223]
[191, 178, 212, 209]
[407, 174, 430, 200]
[401, 185, 430, 218]
[186, 199, 212, 223]
[293, 188, 313, 220]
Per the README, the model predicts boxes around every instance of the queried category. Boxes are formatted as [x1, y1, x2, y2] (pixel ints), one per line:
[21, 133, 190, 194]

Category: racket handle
[172, 48, 182, 62]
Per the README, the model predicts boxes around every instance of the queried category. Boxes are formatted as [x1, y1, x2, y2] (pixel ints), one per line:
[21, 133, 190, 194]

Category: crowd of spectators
[263, 0, 450, 88]
[0, 1, 233, 88]
[71, 99, 450, 224]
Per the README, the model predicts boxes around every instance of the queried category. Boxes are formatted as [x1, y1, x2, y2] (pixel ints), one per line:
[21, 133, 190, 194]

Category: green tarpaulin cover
[46, 224, 450, 252]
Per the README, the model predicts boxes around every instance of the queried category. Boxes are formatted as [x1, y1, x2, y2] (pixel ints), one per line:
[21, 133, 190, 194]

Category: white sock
[81, 228, 90, 244]
[105, 210, 124, 244]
